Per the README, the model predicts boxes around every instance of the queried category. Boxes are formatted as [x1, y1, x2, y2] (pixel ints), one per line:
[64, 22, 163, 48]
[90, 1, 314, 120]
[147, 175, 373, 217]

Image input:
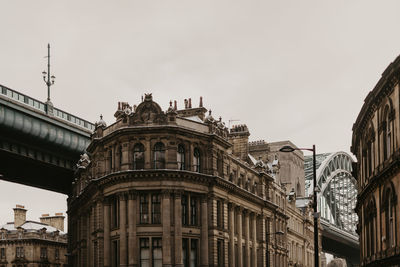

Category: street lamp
[279, 144, 319, 267]
[266, 230, 285, 267]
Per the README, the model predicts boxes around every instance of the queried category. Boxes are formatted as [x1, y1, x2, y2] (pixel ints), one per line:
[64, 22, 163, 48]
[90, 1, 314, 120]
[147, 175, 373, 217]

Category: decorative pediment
[130, 94, 167, 125]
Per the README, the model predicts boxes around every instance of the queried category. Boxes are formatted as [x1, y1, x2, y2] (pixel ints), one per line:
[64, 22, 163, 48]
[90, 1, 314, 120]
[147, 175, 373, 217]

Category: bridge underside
[0, 128, 76, 195]
[322, 226, 360, 266]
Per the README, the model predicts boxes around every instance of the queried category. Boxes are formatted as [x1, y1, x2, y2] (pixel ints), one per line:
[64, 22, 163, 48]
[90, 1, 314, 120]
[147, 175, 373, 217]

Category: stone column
[174, 191, 183, 267]
[229, 203, 235, 267]
[162, 191, 172, 267]
[259, 215, 266, 267]
[103, 199, 111, 267]
[120, 193, 127, 267]
[144, 138, 151, 169]
[252, 214, 257, 267]
[200, 196, 209, 267]
[244, 211, 250, 267]
[128, 191, 138, 267]
[237, 207, 243, 267]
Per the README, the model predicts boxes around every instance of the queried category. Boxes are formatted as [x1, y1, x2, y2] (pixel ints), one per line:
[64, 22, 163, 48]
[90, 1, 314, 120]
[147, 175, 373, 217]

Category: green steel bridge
[0, 84, 94, 194]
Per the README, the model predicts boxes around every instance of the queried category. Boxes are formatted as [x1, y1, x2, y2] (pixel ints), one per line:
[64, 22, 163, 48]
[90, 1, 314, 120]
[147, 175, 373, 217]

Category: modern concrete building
[352, 55, 400, 266]
[67, 94, 309, 267]
[0, 205, 67, 267]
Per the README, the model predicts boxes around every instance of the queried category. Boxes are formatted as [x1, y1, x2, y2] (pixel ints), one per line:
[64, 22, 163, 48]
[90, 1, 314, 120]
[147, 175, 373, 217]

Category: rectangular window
[217, 200, 223, 228]
[152, 238, 162, 267]
[140, 238, 150, 267]
[40, 247, 47, 259]
[55, 248, 59, 260]
[111, 240, 120, 267]
[182, 238, 189, 267]
[0, 247, 4, 259]
[217, 240, 224, 267]
[16, 247, 24, 258]
[111, 197, 119, 228]
[190, 197, 197, 226]
[140, 194, 149, 224]
[182, 195, 188, 226]
[190, 239, 198, 267]
[152, 194, 161, 224]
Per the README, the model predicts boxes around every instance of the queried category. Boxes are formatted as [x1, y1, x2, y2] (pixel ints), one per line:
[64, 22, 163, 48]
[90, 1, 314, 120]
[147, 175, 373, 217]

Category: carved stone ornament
[76, 153, 91, 169]
[130, 93, 167, 125]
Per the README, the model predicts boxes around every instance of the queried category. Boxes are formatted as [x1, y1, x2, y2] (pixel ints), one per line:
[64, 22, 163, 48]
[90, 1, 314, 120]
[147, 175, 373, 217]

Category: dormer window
[177, 144, 185, 170]
[153, 142, 165, 169]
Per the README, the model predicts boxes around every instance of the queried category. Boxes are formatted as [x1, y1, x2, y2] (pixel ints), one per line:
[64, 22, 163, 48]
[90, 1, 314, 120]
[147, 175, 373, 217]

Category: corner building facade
[352, 56, 400, 266]
[68, 95, 290, 267]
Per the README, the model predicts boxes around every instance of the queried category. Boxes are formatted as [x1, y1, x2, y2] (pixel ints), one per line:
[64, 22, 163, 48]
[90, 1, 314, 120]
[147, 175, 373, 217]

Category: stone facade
[67, 95, 312, 267]
[249, 140, 305, 197]
[68, 95, 322, 267]
[286, 194, 316, 267]
[351, 55, 400, 266]
[0, 205, 67, 267]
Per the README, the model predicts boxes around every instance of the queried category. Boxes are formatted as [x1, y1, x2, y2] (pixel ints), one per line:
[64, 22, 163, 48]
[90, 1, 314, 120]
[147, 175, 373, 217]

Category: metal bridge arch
[305, 152, 358, 236]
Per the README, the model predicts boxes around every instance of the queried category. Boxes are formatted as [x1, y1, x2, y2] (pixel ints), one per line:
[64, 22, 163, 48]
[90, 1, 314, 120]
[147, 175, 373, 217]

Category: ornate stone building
[286, 192, 316, 267]
[68, 95, 295, 267]
[249, 140, 305, 197]
[0, 205, 67, 267]
[352, 56, 400, 266]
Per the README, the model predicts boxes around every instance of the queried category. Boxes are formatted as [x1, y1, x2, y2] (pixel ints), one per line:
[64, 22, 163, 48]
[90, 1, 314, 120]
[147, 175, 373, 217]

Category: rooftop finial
[100, 114, 103, 120]
[42, 43, 56, 104]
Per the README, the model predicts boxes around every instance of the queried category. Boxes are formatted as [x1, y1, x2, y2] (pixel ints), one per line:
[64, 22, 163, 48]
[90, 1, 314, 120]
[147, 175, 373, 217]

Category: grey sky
[1, 0, 400, 227]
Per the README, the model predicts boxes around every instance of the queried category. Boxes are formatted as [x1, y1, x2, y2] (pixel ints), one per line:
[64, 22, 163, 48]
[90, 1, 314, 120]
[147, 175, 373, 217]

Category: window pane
[140, 195, 149, 224]
[178, 144, 185, 170]
[154, 143, 165, 169]
[134, 143, 145, 170]
[152, 194, 161, 224]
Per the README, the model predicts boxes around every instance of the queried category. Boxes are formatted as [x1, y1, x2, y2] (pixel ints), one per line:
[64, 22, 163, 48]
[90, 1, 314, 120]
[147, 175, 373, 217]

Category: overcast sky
[1, 0, 400, 228]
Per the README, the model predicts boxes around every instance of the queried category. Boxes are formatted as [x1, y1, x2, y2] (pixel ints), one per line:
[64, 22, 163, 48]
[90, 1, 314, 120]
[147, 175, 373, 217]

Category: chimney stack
[13, 205, 27, 228]
[40, 213, 65, 232]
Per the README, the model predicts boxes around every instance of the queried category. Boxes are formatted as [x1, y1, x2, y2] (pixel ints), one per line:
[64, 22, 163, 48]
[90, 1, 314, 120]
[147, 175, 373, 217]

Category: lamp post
[279, 144, 319, 267]
[266, 230, 285, 267]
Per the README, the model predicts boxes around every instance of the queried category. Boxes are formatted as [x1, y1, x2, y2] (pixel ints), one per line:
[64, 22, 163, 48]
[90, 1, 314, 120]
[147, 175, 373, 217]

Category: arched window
[365, 199, 376, 256]
[133, 143, 145, 170]
[296, 182, 301, 196]
[153, 142, 165, 169]
[383, 106, 390, 161]
[386, 116, 391, 159]
[177, 144, 185, 170]
[193, 148, 201, 172]
[383, 186, 396, 249]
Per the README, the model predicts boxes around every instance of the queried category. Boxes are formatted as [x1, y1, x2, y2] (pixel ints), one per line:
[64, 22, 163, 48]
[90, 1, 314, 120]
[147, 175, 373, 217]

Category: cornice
[351, 55, 400, 153]
[69, 169, 275, 212]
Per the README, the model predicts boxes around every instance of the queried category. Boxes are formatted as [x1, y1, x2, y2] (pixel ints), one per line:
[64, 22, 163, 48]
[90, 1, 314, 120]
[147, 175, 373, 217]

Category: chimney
[13, 205, 27, 228]
[40, 213, 65, 232]
[189, 98, 192, 108]
[199, 96, 203, 108]
[229, 125, 250, 161]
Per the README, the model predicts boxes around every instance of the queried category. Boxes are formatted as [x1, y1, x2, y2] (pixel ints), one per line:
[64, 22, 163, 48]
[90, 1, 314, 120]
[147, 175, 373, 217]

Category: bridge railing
[0, 84, 95, 132]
